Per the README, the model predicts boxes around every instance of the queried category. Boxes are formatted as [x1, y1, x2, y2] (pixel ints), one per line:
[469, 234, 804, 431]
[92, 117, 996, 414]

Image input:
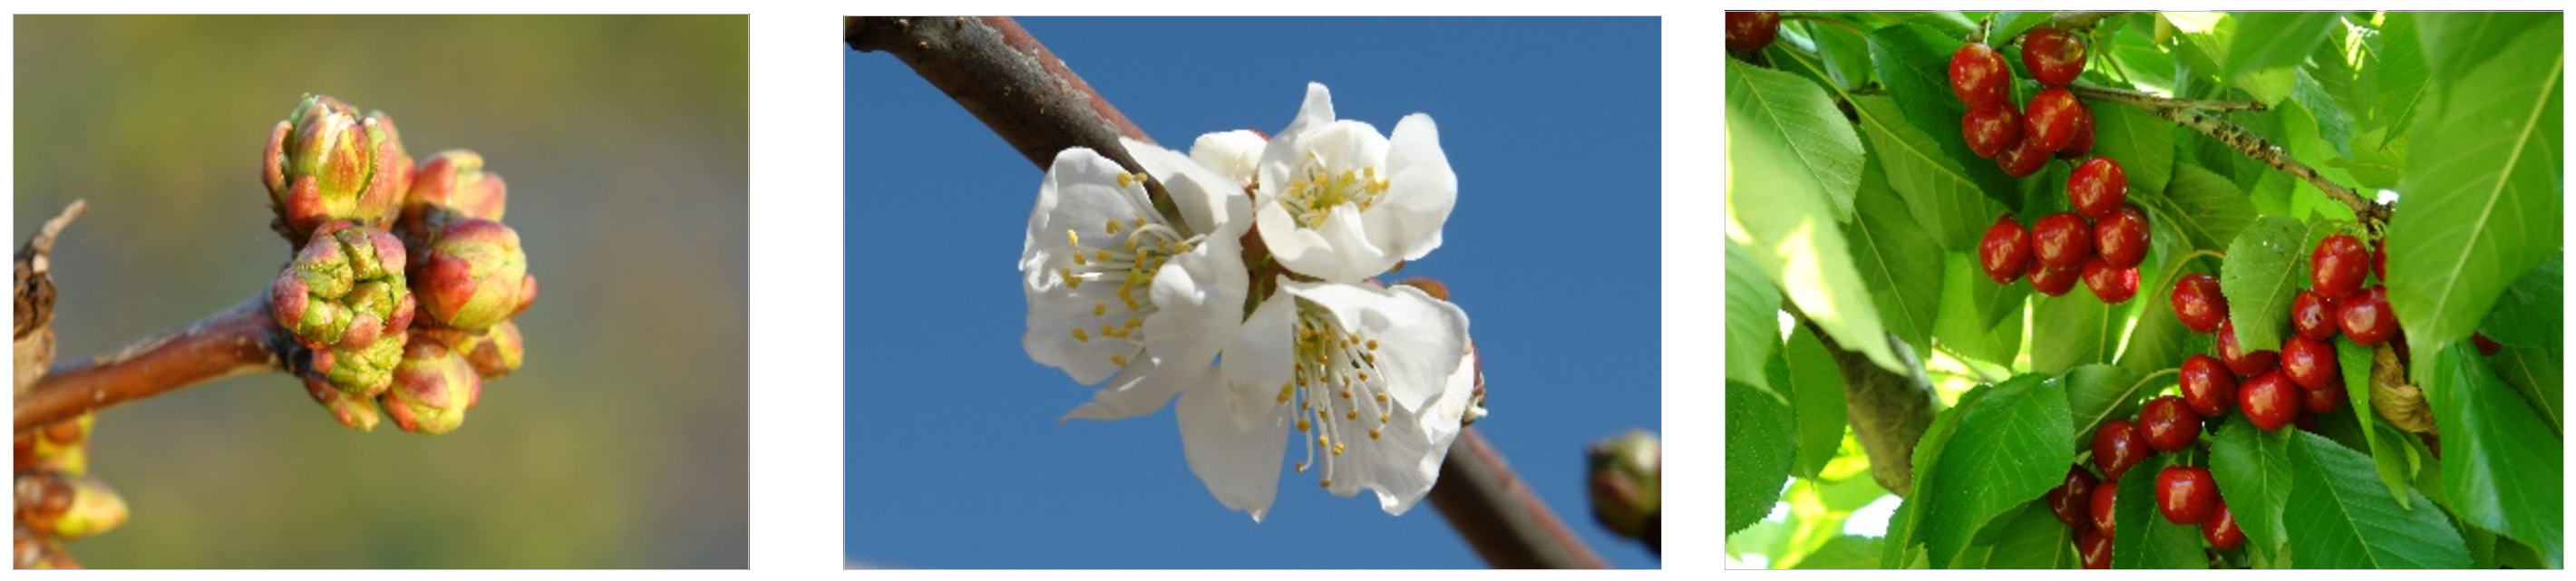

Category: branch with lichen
[2062, 82, 2391, 228]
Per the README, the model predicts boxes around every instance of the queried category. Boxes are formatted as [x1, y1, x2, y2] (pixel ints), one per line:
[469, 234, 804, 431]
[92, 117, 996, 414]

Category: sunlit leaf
[1915, 375, 2071, 566]
[2281, 431, 2473, 568]
[1729, 59, 1904, 373]
[2218, 216, 2309, 352]
[1776, 326, 1849, 479]
[1729, 378, 1801, 536]
[1726, 239, 1784, 399]
[2388, 22, 2562, 355]
[2425, 344, 2566, 565]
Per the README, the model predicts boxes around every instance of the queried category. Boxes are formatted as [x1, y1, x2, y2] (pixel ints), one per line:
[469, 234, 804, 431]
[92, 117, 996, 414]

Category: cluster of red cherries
[1949, 28, 2095, 177]
[1960, 29, 2148, 305]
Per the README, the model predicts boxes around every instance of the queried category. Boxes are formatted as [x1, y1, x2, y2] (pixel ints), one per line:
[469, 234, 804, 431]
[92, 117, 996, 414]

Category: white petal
[1058, 354, 1195, 421]
[1022, 148, 1154, 385]
[1178, 381, 1289, 522]
[1021, 277, 1138, 385]
[1382, 113, 1456, 261]
[1190, 130, 1268, 187]
[1312, 373, 1449, 516]
[1120, 137, 1237, 236]
[1142, 232, 1246, 378]
[1281, 281, 1468, 412]
[1220, 286, 1298, 430]
[1277, 82, 1337, 141]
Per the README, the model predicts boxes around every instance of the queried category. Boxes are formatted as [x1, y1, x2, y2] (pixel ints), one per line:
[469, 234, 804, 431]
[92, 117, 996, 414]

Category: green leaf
[2290, 67, 2357, 160]
[2416, 12, 2558, 84]
[2150, 162, 2255, 254]
[2111, 454, 2211, 569]
[1917, 374, 2072, 566]
[1956, 500, 2076, 568]
[2209, 417, 2296, 561]
[1850, 95, 2006, 253]
[1729, 61, 1905, 373]
[2060, 363, 2142, 451]
[2217, 216, 2309, 353]
[1931, 253, 2024, 366]
[1727, 378, 1799, 536]
[1725, 57, 1862, 222]
[2221, 11, 2345, 76]
[2425, 343, 2567, 564]
[2030, 291, 2117, 375]
[1987, 12, 2058, 49]
[2281, 431, 2474, 568]
[1845, 157, 1944, 354]
[2085, 104, 2178, 201]
[1776, 325, 1849, 479]
[2490, 344, 2563, 434]
[1883, 384, 1992, 568]
[1726, 239, 1784, 398]
[1864, 24, 2019, 208]
[2476, 249, 2562, 349]
[1792, 535, 1886, 569]
[2388, 22, 2563, 353]
[2329, 127, 2408, 189]
[2115, 247, 2217, 380]
[2336, 338, 2414, 508]
[2376, 12, 2432, 133]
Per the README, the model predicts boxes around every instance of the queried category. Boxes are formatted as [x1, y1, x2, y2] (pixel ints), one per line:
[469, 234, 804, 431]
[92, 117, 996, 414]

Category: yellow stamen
[1110, 353, 1128, 367]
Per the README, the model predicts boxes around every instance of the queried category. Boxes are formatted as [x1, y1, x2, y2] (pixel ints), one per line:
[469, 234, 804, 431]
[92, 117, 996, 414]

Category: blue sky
[843, 17, 1661, 568]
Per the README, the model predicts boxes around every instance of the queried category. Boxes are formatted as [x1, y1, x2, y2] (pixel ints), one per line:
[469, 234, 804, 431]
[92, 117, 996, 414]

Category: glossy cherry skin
[2046, 464, 2098, 530]
[2372, 240, 2388, 280]
[2089, 481, 2119, 539]
[1949, 43, 2012, 110]
[2474, 333, 2504, 355]
[2312, 234, 2369, 299]
[1978, 215, 2032, 284]
[1963, 106, 2024, 159]
[2067, 158, 2128, 219]
[2339, 286, 2396, 346]
[1995, 127, 2054, 178]
[2079, 527, 2114, 568]
[2092, 419, 2151, 482]
[2032, 212, 2094, 269]
[2093, 206, 2149, 269]
[2299, 373, 2350, 414]
[1725, 12, 1781, 54]
[2240, 371, 2301, 431]
[2025, 88, 2084, 152]
[2020, 27, 2090, 86]
[2139, 396, 2202, 451]
[2156, 466, 2218, 525]
[2280, 334, 2342, 392]
[2055, 101, 2095, 159]
[2170, 273, 2228, 334]
[2202, 500, 2245, 550]
[2291, 289, 2339, 340]
[2180, 354, 2239, 418]
[2217, 318, 2280, 376]
[2080, 257, 2139, 304]
[2032, 263, 2082, 296]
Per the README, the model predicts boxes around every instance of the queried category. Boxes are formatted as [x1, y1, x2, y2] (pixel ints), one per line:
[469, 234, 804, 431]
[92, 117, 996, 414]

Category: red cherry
[2032, 212, 2093, 269]
[2155, 466, 2218, 524]
[2312, 234, 2369, 299]
[2046, 464, 2098, 530]
[2474, 333, 2503, 355]
[2169, 273, 2227, 334]
[2067, 158, 2128, 219]
[2202, 500, 2244, 550]
[2139, 396, 2202, 451]
[2217, 318, 2279, 376]
[2299, 373, 2350, 414]
[2280, 334, 2342, 392]
[1962, 106, 2025, 159]
[2056, 102, 2095, 159]
[1979, 215, 2032, 284]
[2080, 527, 2114, 568]
[2372, 239, 2387, 281]
[1725, 12, 1781, 54]
[2291, 290, 2338, 340]
[2080, 257, 2139, 304]
[2338, 286, 2396, 346]
[1949, 44, 2012, 110]
[1995, 127, 2054, 178]
[2089, 480, 2119, 539]
[2092, 419, 2151, 482]
[2025, 88, 2083, 152]
[2019, 27, 2090, 86]
[2093, 206, 2149, 269]
[2179, 354, 2238, 418]
[2032, 263, 2082, 296]
[2240, 371, 2301, 431]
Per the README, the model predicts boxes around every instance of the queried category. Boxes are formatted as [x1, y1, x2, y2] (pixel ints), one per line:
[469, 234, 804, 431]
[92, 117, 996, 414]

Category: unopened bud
[273, 222, 414, 395]
[413, 218, 530, 331]
[417, 321, 525, 378]
[397, 150, 508, 242]
[264, 94, 405, 242]
[1587, 430, 1661, 547]
[21, 414, 93, 475]
[301, 372, 381, 432]
[47, 475, 128, 540]
[380, 338, 481, 435]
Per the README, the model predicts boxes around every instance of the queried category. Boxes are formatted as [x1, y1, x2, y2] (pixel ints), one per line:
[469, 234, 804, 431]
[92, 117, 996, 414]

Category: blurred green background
[14, 15, 747, 567]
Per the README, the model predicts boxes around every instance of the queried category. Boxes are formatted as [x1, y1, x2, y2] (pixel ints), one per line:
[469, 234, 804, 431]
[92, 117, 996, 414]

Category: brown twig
[852, 15, 1610, 569]
[2065, 82, 2269, 112]
[2149, 107, 2389, 227]
[15, 295, 294, 434]
[2046, 11, 2127, 32]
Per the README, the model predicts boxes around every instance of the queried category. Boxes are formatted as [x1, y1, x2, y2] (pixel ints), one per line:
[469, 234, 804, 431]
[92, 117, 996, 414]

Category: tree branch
[15, 295, 294, 434]
[2064, 82, 2268, 112]
[852, 15, 1609, 568]
[2060, 82, 2390, 229]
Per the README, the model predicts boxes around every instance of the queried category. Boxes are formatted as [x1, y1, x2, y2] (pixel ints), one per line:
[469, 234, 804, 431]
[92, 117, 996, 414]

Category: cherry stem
[2125, 367, 2182, 401]
[852, 16, 1609, 569]
[15, 295, 295, 434]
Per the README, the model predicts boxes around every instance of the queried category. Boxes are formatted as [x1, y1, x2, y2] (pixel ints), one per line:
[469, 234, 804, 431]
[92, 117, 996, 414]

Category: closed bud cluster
[380, 337, 482, 435]
[271, 221, 415, 396]
[413, 321, 525, 379]
[264, 94, 411, 243]
[397, 150, 508, 243]
[413, 218, 532, 332]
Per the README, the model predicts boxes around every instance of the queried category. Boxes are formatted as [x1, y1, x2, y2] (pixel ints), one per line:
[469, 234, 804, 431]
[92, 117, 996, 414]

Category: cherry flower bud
[413, 218, 530, 332]
[380, 338, 481, 435]
[21, 414, 93, 476]
[1588, 430, 1662, 547]
[263, 94, 407, 243]
[415, 321, 525, 378]
[272, 221, 414, 395]
[45, 475, 128, 541]
[301, 372, 381, 432]
[397, 150, 508, 243]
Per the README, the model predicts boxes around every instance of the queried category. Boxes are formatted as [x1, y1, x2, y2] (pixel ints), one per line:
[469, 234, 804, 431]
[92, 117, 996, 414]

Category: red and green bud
[301, 372, 382, 432]
[1587, 431, 1662, 545]
[397, 150, 508, 242]
[19, 415, 93, 476]
[380, 338, 481, 435]
[413, 218, 530, 331]
[263, 94, 407, 243]
[415, 320, 526, 378]
[45, 475, 128, 541]
[272, 221, 414, 395]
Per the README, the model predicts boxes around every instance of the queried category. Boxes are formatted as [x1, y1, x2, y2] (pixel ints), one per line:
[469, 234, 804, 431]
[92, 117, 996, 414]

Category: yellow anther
[1110, 353, 1129, 367]
[1297, 419, 1310, 432]
[1332, 442, 1345, 455]
[1175, 242, 1194, 253]
[1366, 339, 1378, 351]
[1374, 392, 1388, 403]
[1318, 479, 1332, 488]
[1339, 390, 1354, 400]
[1346, 411, 1358, 421]
[1072, 328, 1090, 343]
[1318, 434, 1330, 447]
[1132, 217, 1147, 229]
[1061, 268, 1082, 289]
[1101, 324, 1118, 337]
[1093, 303, 1106, 317]
[1116, 173, 1133, 188]
[1073, 253, 1089, 266]
[1368, 429, 1382, 440]
[1124, 317, 1144, 330]
[1106, 218, 1123, 234]
[1357, 372, 1370, 382]
[1095, 249, 1112, 263]
[1066, 229, 1082, 247]
[1278, 384, 1294, 403]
